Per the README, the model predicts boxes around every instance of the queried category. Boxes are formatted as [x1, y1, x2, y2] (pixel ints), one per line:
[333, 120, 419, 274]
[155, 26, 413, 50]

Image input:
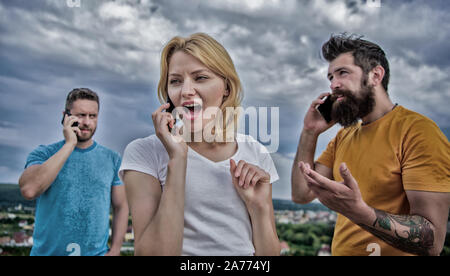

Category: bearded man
[291, 34, 450, 256]
[19, 88, 129, 256]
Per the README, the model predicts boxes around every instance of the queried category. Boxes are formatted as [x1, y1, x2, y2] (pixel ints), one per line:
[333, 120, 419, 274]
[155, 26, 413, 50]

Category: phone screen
[317, 96, 334, 123]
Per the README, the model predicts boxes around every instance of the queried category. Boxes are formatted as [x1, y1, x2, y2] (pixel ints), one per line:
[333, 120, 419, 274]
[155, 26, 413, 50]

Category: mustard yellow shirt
[317, 106, 450, 256]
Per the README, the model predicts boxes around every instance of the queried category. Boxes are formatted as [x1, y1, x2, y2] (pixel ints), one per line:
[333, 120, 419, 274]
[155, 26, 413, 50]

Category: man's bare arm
[106, 185, 129, 256]
[19, 142, 76, 200]
[292, 93, 335, 204]
[291, 130, 319, 204]
[358, 211, 435, 255]
[357, 191, 449, 256]
[301, 164, 449, 256]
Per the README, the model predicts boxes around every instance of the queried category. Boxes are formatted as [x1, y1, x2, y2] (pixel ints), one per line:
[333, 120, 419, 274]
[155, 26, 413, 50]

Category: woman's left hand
[230, 159, 272, 211]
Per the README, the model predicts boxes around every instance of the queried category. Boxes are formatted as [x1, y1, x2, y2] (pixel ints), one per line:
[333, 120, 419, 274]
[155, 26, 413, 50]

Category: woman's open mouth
[182, 102, 202, 120]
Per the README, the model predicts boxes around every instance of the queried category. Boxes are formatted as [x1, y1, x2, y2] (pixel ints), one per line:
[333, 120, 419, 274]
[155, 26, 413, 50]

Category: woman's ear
[224, 81, 230, 97]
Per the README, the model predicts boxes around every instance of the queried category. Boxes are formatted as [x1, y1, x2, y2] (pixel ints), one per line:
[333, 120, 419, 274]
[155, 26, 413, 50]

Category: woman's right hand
[152, 103, 188, 159]
[303, 92, 335, 136]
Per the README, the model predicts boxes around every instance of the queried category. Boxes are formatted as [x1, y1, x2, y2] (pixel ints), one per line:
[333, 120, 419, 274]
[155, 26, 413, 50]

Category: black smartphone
[166, 97, 176, 131]
[166, 97, 174, 114]
[317, 96, 335, 123]
[61, 109, 79, 127]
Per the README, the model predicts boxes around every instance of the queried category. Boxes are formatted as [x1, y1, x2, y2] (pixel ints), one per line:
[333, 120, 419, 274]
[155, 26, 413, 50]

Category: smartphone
[61, 109, 79, 127]
[165, 97, 184, 133]
[317, 96, 335, 123]
[166, 97, 175, 131]
[166, 97, 175, 114]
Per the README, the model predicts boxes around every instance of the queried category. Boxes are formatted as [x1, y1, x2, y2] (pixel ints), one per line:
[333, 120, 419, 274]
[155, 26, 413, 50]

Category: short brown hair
[65, 88, 100, 111]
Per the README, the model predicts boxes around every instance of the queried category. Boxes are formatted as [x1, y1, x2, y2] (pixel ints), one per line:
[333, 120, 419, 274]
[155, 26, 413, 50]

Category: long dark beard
[331, 82, 376, 128]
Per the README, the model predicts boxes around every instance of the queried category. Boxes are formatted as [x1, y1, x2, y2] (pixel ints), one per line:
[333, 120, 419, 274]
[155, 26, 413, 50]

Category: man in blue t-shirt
[18, 88, 129, 256]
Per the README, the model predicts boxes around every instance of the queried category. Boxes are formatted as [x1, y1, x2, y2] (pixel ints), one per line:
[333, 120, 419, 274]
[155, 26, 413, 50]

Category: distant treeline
[0, 184, 36, 208]
[272, 199, 331, 211]
[277, 222, 334, 256]
[0, 183, 328, 211]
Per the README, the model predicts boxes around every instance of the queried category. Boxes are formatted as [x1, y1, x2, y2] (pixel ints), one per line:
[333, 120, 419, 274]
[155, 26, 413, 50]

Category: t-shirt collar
[74, 140, 97, 153]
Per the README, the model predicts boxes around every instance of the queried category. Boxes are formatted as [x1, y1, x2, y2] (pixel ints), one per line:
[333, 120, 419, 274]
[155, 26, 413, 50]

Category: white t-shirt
[119, 133, 279, 256]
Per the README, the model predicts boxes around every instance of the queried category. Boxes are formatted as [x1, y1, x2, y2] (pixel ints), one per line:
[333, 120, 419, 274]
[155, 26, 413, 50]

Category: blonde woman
[119, 33, 280, 256]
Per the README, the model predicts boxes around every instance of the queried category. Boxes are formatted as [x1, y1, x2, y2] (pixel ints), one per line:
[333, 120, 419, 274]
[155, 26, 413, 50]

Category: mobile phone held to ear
[61, 109, 79, 127]
[317, 96, 334, 123]
[166, 97, 175, 114]
[166, 97, 175, 131]
[165, 97, 183, 132]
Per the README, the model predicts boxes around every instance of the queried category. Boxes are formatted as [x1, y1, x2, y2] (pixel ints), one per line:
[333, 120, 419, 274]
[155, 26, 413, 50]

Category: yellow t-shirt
[316, 106, 450, 256]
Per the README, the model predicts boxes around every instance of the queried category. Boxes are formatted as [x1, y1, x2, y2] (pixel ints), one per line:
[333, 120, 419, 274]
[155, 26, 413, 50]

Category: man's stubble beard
[76, 127, 96, 142]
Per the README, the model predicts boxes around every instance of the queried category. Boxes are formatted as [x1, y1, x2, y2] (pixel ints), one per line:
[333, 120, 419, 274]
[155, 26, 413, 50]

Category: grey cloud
[0, 0, 449, 197]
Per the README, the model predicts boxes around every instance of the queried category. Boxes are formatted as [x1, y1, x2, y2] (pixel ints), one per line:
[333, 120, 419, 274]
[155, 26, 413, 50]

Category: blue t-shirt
[25, 140, 122, 256]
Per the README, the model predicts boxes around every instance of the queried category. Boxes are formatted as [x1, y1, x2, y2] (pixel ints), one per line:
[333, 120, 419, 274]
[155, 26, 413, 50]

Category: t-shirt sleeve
[25, 145, 50, 169]
[262, 153, 279, 184]
[316, 135, 338, 169]
[255, 142, 279, 184]
[119, 138, 159, 182]
[401, 119, 450, 192]
[112, 154, 123, 186]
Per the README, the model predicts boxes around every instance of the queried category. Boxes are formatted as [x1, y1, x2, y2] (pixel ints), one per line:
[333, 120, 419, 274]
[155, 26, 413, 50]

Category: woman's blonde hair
[157, 33, 243, 141]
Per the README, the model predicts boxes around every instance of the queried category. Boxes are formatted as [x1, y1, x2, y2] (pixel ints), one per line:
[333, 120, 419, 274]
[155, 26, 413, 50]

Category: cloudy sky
[1, 0, 449, 200]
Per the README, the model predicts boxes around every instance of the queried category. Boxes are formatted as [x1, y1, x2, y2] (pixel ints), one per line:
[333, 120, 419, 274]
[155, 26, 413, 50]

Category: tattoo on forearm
[358, 209, 434, 256]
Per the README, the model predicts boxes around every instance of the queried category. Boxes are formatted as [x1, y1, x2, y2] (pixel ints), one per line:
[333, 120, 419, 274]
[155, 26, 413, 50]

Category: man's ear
[369, 65, 385, 87]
